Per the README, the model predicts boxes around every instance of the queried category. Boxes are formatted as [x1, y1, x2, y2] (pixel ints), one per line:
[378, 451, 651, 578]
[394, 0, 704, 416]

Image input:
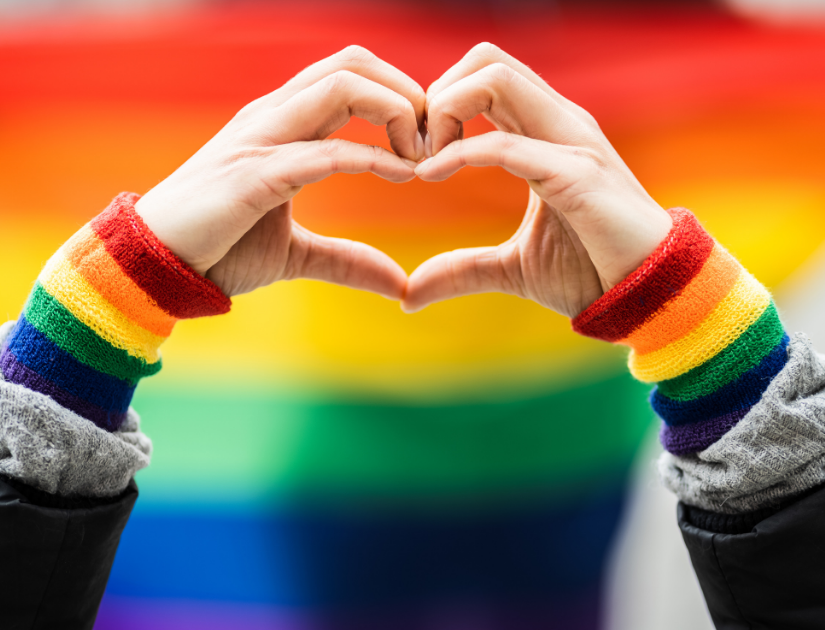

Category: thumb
[402, 245, 521, 313]
[289, 224, 407, 300]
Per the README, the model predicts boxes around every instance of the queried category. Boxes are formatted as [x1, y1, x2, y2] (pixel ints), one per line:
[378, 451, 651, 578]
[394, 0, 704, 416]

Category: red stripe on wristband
[91, 193, 231, 319]
[572, 208, 714, 342]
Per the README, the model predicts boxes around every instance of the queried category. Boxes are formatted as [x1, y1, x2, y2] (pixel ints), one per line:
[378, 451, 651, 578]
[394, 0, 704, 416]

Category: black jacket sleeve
[0, 476, 137, 630]
[679, 484, 825, 630]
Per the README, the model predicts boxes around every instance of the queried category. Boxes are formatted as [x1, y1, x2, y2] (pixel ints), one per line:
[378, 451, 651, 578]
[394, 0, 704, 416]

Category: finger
[401, 245, 521, 313]
[274, 139, 417, 187]
[275, 71, 424, 160]
[268, 46, 426, 126]
[414, 131, 586, 183]
[289, 224, 408, 300]
[426, 63, 576, 154]
[427, 42, 575, 112]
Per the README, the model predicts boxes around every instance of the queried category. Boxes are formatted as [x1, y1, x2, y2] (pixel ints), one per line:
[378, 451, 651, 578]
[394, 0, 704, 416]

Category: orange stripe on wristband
[620, 244, 742, 354]
[63, 226, 177, 338]
[628, 271, 771, 382]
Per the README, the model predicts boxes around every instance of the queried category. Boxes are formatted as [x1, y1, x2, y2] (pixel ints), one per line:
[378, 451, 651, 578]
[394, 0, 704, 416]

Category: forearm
[572, 208, 825, 624]
[0, 193, 230, 497]
[573, 207, 823, 513]
[0, 194, 232, 627]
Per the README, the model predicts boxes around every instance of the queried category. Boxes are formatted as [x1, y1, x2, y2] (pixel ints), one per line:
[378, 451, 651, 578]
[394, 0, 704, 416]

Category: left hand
[403, 43, 673, 317]
[135, 46, 425, 299]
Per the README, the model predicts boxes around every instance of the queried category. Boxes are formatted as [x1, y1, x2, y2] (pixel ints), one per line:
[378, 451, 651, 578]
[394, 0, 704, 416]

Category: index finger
[272, 46, 427, 127]
[275, 71, 424, 160]
[427, 42, 575, 112]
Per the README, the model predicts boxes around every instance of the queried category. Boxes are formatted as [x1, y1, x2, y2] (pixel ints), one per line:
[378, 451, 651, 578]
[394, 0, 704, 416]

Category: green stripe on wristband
[656, 303, 785, 402]
[23, 282, 161, 383]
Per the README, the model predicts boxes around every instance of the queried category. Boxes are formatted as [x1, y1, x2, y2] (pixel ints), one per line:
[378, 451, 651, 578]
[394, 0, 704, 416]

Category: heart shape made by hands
[136, 44, 672, 320]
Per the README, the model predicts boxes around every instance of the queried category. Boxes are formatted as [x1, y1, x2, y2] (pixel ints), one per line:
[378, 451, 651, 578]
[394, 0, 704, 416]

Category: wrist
[133, 191, 212, 276]
[599, 202, 674, 293]
[572, 208, 788, 456]
[0, 193, 231, 431]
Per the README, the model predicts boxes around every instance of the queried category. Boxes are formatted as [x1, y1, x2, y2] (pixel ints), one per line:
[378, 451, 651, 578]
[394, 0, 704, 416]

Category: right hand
[404, 43, 672, 316]
[134, 46, 425, 299]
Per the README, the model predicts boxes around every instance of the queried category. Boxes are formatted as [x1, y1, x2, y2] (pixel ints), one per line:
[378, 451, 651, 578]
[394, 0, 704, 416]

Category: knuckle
[574, 104, 601, 129]
[426, 94, 444, 118]
[485, 62, 517, 85]
[337, 44, 376, 65]
[575, 147, 605, 177]
[317, 138, 345, 157]
[492, 130, 517, 150]
[469, 42, 502, 61]
[411, 83, 427, 105]
[322, 70, 356, 96]
[368, 144, 385, 159]
[235, 98, 262, 119]
[396, 96, 415, 120]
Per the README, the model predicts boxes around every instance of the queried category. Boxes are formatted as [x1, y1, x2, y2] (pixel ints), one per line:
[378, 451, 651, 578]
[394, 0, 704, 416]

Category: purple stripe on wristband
[0, 349, 127, 431]
[660, 407, 751, 456]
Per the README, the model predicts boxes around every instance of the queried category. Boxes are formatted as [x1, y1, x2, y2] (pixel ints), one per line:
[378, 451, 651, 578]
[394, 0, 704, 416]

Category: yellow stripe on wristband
[620, 244, 742, 354]
[39, 253, 167, 363]
[628, 270, 771, 382]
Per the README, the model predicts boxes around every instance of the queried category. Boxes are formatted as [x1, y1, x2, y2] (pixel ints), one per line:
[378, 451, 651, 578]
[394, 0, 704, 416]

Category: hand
[135, 46, 426, 299]
[403, 43, 673, 317]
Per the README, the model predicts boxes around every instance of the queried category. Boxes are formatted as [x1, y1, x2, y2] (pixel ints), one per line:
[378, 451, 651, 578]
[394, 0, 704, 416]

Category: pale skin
[136, 44, 673, 319]
[136, 46, 425, 299]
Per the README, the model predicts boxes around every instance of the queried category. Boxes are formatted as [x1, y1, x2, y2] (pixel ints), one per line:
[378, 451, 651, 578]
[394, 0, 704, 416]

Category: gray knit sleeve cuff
[659, 333, 825, 514]
[0, 320, 152, 498]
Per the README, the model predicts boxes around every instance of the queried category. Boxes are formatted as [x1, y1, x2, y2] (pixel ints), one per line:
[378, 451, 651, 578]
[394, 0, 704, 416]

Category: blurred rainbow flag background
[1, 1, 824, 628]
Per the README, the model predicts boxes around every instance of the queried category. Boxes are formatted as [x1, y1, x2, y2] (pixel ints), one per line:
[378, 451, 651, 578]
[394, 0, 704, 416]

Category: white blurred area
[724, 0, 825, 22]
[0, 0, 193, 17]
[777, 246, 825, 350]
[2, 0, 825, 20]
[605, 432, 715, 630]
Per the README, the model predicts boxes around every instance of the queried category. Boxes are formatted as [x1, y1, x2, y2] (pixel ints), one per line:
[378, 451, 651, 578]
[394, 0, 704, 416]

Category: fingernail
[424, 132, 433, 159]
[403, 158, 418, 169]
[414, 132, 425, 161]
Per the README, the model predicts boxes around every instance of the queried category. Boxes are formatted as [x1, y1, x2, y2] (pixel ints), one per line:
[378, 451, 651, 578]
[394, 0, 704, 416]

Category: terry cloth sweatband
[572, 208, 789, 456]
[0, 193, 231, 432]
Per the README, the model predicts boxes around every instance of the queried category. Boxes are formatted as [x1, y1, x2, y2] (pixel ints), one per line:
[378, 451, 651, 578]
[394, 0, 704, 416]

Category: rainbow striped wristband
[573, 208, 789, 456]
[0, 193, 231, 431]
